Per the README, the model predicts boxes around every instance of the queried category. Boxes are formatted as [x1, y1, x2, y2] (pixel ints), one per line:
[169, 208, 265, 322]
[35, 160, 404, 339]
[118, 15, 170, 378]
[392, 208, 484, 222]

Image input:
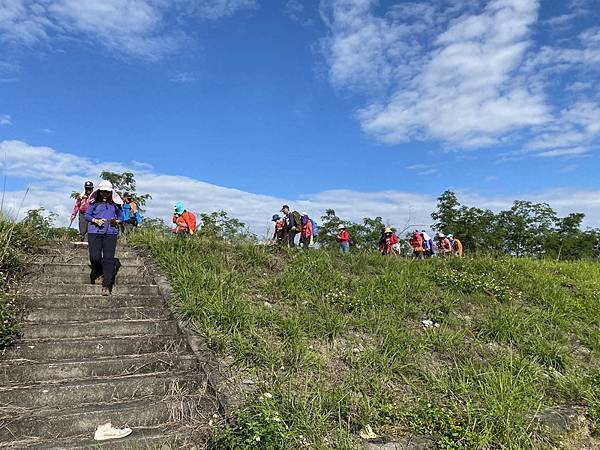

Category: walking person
[410, 230, 425, 259]
[281, 205, 302, 247]
[437, 233, 453, 256]
[300, 212, 314, 249]
[121, 193, 141, 234]
[271, 214, 286, 244]
[421, 230, 434, 257]
[380, 228, 399, 256]
[448, 234, 463, 257]
[85, 180, 124, 296]
[70, 181, 94, 242]
[336, 224, 350, 254]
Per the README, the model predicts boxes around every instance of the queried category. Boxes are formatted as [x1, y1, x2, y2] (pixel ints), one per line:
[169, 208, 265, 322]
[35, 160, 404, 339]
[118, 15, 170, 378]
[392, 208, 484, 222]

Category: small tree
[198, 211, 256, 242]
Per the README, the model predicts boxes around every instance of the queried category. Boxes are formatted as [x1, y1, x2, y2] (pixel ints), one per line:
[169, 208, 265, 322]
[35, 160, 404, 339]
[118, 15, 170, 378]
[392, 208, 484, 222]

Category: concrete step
[20, 294, 165, 309]
[0, 374, 203, 410]
[22, 319, 179, 340]
[27, 272, 155, 285]
[36, 249, 139, 258]
[0, 396, 216, 442]
[20, 283, 160, 296]
[25, 306, 170, 323]
[21, 426, 195, 449]
[3, 335, 188, 362]
[0, 353, 198, 384]
[28, 263, 152, 277]
[32, 255, 142, 265]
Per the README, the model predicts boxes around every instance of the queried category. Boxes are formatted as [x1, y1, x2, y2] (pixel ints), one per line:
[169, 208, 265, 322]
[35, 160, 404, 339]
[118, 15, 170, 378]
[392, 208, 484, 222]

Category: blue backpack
[311, 220, 319, 237]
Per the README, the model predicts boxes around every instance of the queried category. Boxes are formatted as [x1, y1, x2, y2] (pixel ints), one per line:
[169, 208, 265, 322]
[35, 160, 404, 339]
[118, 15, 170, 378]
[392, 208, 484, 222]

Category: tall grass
[0, 214, 51, 347]
[130, 228, 600, 449]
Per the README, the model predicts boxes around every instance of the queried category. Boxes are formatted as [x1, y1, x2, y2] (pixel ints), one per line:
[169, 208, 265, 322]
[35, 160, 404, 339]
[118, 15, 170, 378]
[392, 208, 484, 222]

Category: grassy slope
[130, 229, 599, 449]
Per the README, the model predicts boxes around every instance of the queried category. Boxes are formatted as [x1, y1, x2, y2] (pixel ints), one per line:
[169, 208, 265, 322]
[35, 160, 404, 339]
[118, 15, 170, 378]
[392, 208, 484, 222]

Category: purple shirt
[85, 201, 123, 235]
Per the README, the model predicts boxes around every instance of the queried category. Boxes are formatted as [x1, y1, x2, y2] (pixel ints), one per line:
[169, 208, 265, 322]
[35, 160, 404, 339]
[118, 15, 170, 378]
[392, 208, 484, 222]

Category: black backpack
[292, 211, 302, 231]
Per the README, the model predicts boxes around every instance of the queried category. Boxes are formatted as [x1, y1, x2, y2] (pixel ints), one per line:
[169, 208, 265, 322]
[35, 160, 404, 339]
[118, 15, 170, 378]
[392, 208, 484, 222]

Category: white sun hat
[97, 180, 113, 191]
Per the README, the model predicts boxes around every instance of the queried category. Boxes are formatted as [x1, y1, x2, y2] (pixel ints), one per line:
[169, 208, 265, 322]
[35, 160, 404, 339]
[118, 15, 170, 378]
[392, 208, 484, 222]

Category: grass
[129, 229, 600, 449]
[0, 214, 54, 347]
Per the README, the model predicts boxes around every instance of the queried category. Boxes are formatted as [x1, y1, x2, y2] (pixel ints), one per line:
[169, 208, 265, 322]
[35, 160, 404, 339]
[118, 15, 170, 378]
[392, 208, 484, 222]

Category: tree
[431, 190, 461, 234]
[198, 211, 256, 242]
[318, 209, 345, 251]
[497, 201, 557, 257]
[100, 171, 152, 208]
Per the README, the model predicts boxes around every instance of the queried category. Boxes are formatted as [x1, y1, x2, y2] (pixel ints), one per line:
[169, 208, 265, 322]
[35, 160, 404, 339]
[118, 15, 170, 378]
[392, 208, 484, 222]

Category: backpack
[311, 220, 319, 237]
[452, 240, 459, 252]
[292, 211, 302, 231]
[134, 209, 142, 226]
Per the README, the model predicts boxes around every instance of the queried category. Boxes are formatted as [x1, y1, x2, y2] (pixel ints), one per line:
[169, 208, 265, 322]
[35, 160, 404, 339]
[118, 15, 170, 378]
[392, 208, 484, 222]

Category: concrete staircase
[0, 242, 218, 449]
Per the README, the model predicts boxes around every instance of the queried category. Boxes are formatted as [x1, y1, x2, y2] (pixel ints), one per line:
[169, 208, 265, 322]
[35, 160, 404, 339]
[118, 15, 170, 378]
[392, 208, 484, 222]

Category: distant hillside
[130, 229, 600, 449]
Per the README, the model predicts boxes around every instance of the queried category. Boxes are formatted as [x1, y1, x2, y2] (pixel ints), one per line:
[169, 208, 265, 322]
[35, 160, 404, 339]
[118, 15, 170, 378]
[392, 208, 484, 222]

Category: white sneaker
[93, 422, 133, 441]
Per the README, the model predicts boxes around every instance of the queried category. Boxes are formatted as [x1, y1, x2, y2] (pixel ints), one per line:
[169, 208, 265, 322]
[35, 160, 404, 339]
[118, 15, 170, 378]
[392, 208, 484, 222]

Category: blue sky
[1, 0, 600, 233]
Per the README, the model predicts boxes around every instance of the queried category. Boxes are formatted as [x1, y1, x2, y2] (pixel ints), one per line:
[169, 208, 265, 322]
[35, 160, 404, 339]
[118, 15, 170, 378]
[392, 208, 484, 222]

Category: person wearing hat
[121, 192, 141, 234]
[280, 205, 302, 247]
[380, 227, 399, 256]
[172, 202, 197, 235]
[271, 214, 286, 244]
[436, 232, 453, 256]
[335, 224, 350, 254]
[299, 211, 314, 249]
[70, 181, 94, 242]
[85, 180, 124, 296]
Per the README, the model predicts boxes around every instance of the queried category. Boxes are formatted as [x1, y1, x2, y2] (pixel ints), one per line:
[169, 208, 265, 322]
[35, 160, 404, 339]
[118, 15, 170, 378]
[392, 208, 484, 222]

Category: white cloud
[406, 164, 438, 176]
[187, 0, 257, 20]
[320, 0, 600, 156]
[0, 0, 256, 60]
[2, 140, 600, 237]
[0, 114, 12, 125]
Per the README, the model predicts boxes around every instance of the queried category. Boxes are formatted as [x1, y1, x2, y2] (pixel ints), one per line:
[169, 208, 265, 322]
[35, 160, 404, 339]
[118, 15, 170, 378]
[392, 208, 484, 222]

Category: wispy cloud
[406, 164, 438, 176]
[170, 71, 198, 83]
[0, 0, 257, 60]
[0, 114, 12, 126]
[320, 0, 600, 157]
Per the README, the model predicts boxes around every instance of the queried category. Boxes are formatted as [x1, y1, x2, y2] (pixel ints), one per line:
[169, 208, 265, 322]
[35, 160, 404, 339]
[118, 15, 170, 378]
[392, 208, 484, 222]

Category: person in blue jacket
[121, 192, 141, 234]
[85, 180, 124, 296]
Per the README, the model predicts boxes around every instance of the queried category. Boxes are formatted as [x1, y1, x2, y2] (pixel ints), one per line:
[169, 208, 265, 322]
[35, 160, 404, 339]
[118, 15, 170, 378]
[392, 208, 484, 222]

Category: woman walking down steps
[85, 180, 123, 296]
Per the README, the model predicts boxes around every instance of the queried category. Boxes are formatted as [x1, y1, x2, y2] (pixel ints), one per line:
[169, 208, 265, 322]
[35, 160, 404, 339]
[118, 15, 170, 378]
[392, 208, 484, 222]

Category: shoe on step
[101, 287, 110, 296]
[94, 422, 132, 441]
[95, 276, 104, 285]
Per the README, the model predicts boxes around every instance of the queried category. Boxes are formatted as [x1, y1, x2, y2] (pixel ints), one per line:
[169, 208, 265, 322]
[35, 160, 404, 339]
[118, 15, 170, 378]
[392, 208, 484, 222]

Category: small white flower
[263, 392, 273, 399]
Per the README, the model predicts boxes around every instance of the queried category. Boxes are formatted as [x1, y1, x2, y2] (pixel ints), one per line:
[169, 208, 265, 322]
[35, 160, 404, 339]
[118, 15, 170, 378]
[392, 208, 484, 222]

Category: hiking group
[71, 181, 464, 296]
[70, 181, 201, 295]
[271, 204, 463, 257]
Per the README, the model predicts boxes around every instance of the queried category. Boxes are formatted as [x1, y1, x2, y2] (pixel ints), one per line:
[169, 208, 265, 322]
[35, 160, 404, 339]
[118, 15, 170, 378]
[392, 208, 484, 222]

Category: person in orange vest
[410, 230, 424, 259]
[172, 202, 197, 236]
[380, 228, 399, 256]
[336, 224, 350, 254]
[448, 234, 463, 256]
